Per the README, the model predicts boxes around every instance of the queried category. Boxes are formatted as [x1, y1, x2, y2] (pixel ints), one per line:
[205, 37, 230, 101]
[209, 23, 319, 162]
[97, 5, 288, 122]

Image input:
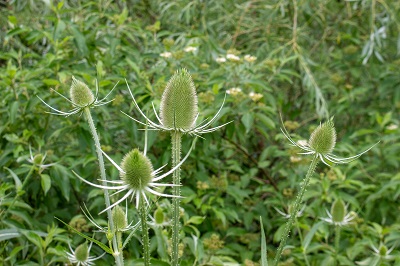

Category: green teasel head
[379, 244, 388, 256]
[112, 205, 128, 231]
[74, 242, 89, 262]
[160, 68, 198, 130]
[33, 154, 44, 165]
[331, 199, 346, 223]
[154, 208, 165, 225]
[120, 149, 154, 190]
[70, 76, 95, 107]
[309, 117, 337, 155]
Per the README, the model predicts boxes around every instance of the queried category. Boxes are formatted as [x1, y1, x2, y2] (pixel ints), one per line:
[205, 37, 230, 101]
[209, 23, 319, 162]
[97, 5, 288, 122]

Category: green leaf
[40, 174, 51, 195]
[42, 79, 60, 86]
[255, 113, 276, 129]
[260, 217, 268, 266]
[22, 231, 43, 249]
[55, 217, 113, 254]
[70, 25, 88, 56]
[4, 167, 22, 191]
[302, 221, 323, 250]
[241, 113, 254, 133]
[118, 8, 129, 25]
[186, 216, 205, 225]
[0, 229, 21, 241]
[10, 101, 18, 124]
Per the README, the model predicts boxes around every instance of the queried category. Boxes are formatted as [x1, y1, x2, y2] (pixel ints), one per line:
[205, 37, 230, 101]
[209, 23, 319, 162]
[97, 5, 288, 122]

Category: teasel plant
[73, 133, 196, 265]
[124, 68, 229, 265]
[273, 116, 379, 266]
[321, 198, 356, 264]
[38, 77, 124, 265]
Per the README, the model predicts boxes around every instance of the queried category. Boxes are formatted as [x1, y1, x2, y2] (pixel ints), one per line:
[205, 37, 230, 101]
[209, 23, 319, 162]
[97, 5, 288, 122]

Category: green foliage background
[1, 0, 399, 265]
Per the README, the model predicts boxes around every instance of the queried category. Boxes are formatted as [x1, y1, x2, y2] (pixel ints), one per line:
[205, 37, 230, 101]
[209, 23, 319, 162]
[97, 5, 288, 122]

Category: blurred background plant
[0, 0, 399, 265]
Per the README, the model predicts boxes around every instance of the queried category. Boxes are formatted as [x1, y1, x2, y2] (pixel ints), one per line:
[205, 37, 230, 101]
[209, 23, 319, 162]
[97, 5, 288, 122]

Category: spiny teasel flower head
[70, 76, 95, 107]
[27, 146, 56, 174]
[74, 141, 196, 212]
[309, 118, 337, 155]
[320, 199, 355, 226]
[280, 115, 378, 167]
[74, 242, 89, 262]
[160, 68, 198, 130]
[38, 76, 117, 117]
[124, 69, 229, 136]
[112, 205, 128, 231]
[66, 241, 105, 266]
[120, 149, 154, 190]
[331, 199, 346, 224]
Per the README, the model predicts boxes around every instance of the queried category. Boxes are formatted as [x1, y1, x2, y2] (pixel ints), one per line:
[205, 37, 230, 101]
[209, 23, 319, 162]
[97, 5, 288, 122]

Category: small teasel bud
[160, 69, 198, 130]
[379, 244, 388, 256]
[70, 76, 94, 107]
[106, 228, 114, 241]
[309, 117, 336, 154]
[113, 205, 127, 231]
[74, 242, 89, 262]
[120, 149, 154, 190]
[331, 199, 346, 223]
[33, 154, 43, 165]
[154, 208, 165, 225]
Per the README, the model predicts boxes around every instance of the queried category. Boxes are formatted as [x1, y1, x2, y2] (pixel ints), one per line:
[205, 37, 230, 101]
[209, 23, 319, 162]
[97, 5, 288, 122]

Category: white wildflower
[184, 46, 197, 52]
[216, 57, 227, 63]
[226, 53, 240, 62]
[249, 92, 263, 102]
[244, 54, 257, 62]
[160, 52, 172, 58]
[226, 87, 242, 96]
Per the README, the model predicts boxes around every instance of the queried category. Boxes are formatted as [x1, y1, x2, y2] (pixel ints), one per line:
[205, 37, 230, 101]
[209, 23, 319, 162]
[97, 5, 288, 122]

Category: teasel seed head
[331, 199, 346, 223]
[160, 68, 198, 130]
[309, 117, 336, 155]
[74, 242, 89, 262]
[120, 149, 154, 190]
[70, 76, 95, 107]
[112, 205, 128, 231]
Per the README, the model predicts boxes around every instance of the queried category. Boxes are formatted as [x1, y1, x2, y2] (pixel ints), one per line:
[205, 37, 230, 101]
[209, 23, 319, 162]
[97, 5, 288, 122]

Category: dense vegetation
[1, 0, 399, 265]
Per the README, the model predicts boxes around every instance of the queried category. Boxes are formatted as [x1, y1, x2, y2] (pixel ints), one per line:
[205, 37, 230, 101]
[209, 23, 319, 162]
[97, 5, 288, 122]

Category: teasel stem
[139, 196, 151, 266]
[83, 108, 123, 266]
[335, 225, 341, 265]
[171, 131, 182, 266]
[273, 155, 318, 266]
